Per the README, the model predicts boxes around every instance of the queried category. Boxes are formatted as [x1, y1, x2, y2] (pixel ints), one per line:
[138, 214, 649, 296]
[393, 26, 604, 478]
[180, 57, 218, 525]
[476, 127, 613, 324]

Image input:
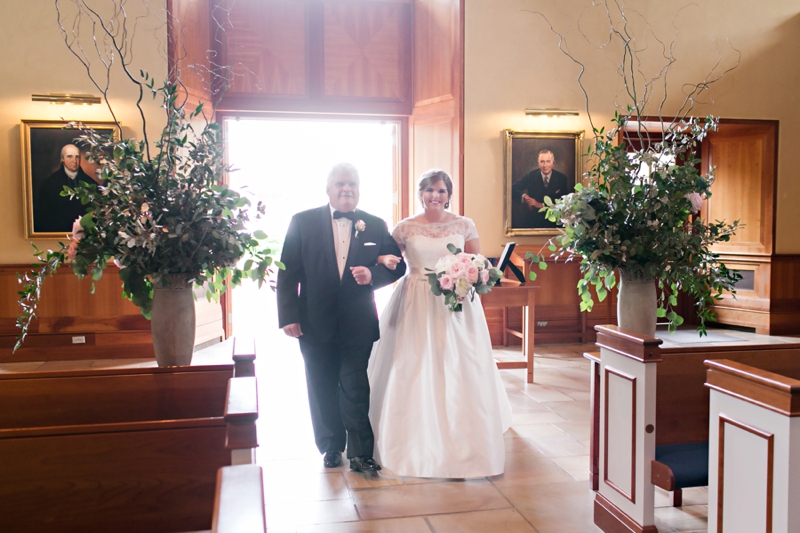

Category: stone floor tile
[344, 468, 405, 490]
[551, 455, 590, 481]
[427, 509, 536, 533]
[265, 499, 359, 529]
[541, 400, 592, 423]
[352, 481, 511, 520]
[263, 472, 349, 504]
[523, 432, 589, 458]
[490, 450, 575, 489]
[498, 480, 601, 533]
[552, 421, 591, 442]
[296, 517, 432, 532]
[520, 384, 576, 403]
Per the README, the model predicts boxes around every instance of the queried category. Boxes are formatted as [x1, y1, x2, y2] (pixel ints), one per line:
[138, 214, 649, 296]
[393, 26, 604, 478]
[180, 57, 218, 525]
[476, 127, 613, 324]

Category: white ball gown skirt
[368, 271, 512, 478]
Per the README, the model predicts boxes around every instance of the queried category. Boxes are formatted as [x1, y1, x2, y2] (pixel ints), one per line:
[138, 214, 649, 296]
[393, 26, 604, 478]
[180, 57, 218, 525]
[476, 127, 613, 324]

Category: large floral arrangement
[15, 81, 281, 351]
[426, 244, 502, 312]
[528, 113, 741, 332]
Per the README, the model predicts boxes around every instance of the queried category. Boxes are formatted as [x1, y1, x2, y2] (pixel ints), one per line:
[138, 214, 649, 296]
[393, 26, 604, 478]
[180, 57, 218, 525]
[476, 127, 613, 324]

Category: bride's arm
[464, 238, 480, 254]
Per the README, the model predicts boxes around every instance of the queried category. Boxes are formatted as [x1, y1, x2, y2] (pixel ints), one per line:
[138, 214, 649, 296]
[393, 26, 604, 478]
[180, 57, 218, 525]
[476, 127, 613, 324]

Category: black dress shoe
[349, 455, 381, 472]
[323, 450, 342, 468]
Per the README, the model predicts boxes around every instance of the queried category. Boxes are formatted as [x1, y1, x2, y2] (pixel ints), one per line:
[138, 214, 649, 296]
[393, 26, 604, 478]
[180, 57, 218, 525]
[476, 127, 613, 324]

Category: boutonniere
[354, 219, 366, 238]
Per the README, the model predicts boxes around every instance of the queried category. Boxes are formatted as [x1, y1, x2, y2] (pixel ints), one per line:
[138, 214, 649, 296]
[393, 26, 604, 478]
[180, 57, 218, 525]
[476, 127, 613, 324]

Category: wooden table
[481, 281, 537, 383]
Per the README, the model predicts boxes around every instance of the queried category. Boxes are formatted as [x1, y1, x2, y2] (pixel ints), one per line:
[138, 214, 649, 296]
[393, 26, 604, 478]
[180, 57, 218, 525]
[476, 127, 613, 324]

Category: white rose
[455, 277, 472, 298]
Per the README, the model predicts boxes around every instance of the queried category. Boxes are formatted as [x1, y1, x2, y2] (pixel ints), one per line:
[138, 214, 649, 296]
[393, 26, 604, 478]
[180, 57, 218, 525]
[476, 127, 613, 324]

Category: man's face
[326, 172, 360, 212]
[538, 152, 554, 175]
[62, 146, 81, 173]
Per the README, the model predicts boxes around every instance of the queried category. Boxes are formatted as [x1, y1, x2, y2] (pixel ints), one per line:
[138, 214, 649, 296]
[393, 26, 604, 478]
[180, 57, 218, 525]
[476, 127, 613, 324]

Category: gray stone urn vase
[150, 277, 195, 367]
[617, 268, 657, 337]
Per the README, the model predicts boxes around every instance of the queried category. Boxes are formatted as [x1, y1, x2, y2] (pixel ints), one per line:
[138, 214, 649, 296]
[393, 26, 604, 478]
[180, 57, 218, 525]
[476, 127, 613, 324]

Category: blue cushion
[655, 441, 709, 489]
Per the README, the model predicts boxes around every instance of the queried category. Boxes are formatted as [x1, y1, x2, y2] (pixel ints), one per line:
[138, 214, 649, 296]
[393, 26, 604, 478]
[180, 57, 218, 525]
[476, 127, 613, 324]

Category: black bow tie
[333, 210, 358, 222]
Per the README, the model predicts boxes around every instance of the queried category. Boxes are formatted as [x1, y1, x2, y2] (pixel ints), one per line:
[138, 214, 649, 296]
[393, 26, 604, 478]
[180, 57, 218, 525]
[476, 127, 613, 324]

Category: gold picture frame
[21, 119, 121, 239]
[503, 129, 584, 236]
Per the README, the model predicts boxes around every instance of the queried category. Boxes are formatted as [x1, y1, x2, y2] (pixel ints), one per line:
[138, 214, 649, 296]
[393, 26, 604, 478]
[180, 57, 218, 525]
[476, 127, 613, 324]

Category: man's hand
[521, 193, 544, 209]
[377, 254, 402, 270]
[350, 266, 373, 285]
[283, 323, 303, 337]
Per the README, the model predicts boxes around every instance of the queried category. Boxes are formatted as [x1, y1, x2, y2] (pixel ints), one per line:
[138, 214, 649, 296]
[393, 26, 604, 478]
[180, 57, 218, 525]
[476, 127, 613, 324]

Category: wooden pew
[211, 465, 267, 532]
[589, 326, 800, 533]
[705, 360, 800, 533]
[0, 347, 259, 533]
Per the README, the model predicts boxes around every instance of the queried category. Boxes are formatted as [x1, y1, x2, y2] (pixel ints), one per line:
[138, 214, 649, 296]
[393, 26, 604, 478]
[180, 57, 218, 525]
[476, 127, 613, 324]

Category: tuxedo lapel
[342, 209, 362, 279]
[317, 206, 339, 281]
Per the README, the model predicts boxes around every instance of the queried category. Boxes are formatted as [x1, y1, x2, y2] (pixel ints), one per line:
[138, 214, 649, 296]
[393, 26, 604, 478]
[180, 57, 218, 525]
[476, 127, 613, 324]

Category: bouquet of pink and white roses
[426, 244, 503, 312]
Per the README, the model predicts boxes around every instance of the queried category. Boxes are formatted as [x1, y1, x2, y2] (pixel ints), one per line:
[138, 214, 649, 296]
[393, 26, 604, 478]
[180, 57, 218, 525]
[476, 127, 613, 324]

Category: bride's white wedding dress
[368, 216, 512, 478]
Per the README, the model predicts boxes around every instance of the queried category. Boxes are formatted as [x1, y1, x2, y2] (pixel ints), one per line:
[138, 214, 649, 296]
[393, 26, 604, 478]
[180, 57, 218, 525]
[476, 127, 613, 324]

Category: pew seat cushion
[654, 441, 708, 490]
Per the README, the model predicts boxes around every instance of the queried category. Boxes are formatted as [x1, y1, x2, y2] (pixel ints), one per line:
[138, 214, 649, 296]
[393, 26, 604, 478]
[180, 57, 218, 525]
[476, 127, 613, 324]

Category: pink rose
[465, 264, 479, 284]
[439, 274, 454, 291]
[448, 261, 466, 278]
[67, 240, 79, 261]
[480, 269, 490, 284]
[685, 192, 703, 214]
[457, 253, 472, 265]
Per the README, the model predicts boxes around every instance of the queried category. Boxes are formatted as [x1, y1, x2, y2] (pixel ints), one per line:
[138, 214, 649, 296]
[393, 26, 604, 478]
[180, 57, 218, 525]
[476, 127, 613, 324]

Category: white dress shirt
[330, 205, 353, 279]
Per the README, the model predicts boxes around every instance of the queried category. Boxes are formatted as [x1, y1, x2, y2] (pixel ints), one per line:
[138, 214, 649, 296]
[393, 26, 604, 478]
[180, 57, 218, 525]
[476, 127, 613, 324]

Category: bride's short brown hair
[418, 169, 453, 208]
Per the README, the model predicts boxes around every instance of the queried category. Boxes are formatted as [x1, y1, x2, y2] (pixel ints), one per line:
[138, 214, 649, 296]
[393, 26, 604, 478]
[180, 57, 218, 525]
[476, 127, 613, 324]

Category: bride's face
[421, 180, 449, 211]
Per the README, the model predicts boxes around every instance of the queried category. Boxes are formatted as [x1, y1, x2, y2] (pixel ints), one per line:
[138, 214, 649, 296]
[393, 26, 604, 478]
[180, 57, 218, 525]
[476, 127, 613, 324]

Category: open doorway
[223, 116, 402, 338]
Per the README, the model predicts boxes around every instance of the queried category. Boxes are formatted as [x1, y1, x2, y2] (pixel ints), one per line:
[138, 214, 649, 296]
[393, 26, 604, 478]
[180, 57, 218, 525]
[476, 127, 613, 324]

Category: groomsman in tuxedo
[511, 148, 568, 228]
[277, 163, 406, 472]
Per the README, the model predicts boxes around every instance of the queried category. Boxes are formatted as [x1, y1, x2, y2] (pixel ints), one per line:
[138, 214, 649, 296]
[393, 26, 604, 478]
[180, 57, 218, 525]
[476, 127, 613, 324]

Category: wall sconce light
[32, 93, 102, 105]
[525, 108, 579, 117]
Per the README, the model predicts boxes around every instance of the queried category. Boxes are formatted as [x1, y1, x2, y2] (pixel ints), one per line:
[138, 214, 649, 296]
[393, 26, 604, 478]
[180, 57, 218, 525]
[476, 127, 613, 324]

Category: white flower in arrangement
[454, 277, 472, 298]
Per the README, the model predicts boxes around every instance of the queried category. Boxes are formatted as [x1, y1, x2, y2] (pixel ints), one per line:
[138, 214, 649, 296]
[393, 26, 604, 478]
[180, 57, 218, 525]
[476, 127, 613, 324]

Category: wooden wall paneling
[168, 0, 212, 108]
[322, 1, 412, 103]
[410, 0, 463, 212]
[491, 245, 617, 345]
[215, 0, 412, 115]
[216, 0, 308, 97]
[702, 121, 778, 256]
[768, 255, 800, 335]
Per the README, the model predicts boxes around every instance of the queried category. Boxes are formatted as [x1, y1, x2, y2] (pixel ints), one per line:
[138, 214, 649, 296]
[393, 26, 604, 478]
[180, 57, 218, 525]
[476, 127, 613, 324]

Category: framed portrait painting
[503, 130, 584, 236]
[21, 119, 121, 239]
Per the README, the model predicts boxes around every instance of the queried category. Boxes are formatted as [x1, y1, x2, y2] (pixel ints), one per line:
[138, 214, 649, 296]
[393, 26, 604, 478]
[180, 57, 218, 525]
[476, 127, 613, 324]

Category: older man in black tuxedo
[277, 163, 406, 472]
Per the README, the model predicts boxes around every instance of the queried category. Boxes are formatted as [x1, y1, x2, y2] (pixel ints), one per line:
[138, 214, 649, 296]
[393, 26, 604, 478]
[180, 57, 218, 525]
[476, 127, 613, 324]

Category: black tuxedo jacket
[277, 205, 406, 346]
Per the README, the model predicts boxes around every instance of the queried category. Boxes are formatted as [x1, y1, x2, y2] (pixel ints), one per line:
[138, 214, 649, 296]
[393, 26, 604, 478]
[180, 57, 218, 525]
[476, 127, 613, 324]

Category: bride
[368, 169, 512, 478]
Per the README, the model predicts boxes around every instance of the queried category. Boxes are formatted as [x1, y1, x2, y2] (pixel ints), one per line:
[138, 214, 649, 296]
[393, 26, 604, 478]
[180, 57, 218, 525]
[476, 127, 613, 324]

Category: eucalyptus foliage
[527, 112, 741, 334]
[15, 79, 281, 351]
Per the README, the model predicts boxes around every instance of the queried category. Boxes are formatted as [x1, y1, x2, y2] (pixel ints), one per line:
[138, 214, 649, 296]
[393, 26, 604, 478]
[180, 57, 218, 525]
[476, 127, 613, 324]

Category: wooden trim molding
[650, 460, 676, 492]
[596, 325, 663, 363]
[224, 376, 259, 451]
[603, 366, 637, 503]
[594, 493, 658, 533]
[705, 359, 800, 416]
[717, 414, 774, 533]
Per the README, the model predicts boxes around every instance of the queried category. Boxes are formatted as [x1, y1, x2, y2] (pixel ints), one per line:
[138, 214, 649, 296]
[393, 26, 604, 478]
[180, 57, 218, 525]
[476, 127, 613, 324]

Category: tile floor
[1, 335, 729, 532]
[248, 337, 712, 533]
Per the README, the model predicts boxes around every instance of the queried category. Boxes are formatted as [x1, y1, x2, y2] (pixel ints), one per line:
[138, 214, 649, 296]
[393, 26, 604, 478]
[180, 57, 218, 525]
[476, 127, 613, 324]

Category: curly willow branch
[525, 0, 739, 144]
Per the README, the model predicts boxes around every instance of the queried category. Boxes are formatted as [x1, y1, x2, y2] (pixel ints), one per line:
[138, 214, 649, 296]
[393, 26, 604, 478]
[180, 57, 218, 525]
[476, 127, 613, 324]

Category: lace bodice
[392, 217, 479, 275]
